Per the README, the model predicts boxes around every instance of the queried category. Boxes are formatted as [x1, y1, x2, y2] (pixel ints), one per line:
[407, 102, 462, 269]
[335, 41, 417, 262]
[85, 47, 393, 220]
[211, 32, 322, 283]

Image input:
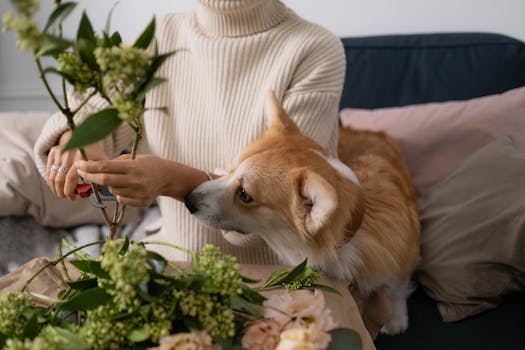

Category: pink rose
[262, 290, 338, 332]
[241, 319, 282, 350]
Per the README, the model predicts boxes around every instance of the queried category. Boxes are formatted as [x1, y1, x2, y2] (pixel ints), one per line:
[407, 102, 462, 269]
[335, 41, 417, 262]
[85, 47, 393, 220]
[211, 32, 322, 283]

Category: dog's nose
[184, 194, 198, 214]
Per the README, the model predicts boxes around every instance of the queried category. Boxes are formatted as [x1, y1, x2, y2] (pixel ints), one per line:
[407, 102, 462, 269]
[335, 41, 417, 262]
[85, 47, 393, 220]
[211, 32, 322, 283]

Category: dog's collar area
[314, 151, 361, 186]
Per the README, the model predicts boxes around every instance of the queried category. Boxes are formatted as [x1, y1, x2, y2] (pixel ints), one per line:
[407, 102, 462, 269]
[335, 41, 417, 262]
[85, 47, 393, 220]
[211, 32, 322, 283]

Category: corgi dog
[184, 91, 420, 334]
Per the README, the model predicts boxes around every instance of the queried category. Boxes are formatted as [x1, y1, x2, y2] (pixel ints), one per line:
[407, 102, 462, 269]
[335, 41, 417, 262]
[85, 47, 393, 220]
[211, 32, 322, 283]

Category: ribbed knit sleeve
[33, 92, 135, 176]
[282, 30, 346, 156]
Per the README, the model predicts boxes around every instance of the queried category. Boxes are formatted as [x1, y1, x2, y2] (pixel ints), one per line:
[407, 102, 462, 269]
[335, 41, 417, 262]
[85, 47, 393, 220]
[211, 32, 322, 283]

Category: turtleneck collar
[195, 0, 290, 38]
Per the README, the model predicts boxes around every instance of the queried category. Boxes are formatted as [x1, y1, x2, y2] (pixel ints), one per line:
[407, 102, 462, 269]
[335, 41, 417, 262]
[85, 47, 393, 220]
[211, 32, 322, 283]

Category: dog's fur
[185, 91, 420, 334]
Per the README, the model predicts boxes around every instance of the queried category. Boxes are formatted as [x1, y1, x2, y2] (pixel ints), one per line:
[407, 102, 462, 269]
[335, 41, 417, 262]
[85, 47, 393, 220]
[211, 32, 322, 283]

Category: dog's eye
[237, 186, 253, 203]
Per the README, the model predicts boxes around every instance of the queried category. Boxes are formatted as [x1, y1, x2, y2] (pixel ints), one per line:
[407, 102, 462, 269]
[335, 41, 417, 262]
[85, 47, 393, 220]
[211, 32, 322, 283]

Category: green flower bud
[9, 0, 40, 16]
[94, 45, 150, 92]
[2, 11, 15, 33]
[58, 52, 98, 93]
[112, 93, 143, 123]
[3, 14, 43, 51]
[0, 292, 32, 339]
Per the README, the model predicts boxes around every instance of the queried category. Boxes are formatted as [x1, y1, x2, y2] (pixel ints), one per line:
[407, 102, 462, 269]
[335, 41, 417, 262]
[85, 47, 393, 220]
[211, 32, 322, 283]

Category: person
[34, 0, 346, 263]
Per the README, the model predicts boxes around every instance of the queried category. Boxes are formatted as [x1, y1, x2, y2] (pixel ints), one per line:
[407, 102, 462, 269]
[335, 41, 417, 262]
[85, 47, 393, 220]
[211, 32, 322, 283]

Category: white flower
[262, 290, 338, 332]
[275, 326, 331, 350]
[151, 330, 220, 350]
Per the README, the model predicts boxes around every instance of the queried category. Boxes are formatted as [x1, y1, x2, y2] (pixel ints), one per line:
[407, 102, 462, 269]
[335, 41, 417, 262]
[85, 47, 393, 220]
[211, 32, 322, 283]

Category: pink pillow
[340, 86, 525, 197]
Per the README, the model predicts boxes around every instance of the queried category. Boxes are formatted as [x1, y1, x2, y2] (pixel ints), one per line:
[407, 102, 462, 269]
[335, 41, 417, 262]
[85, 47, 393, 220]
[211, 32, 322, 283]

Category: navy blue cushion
[375, 289, 525, 350]
[340, 32, 525, 109]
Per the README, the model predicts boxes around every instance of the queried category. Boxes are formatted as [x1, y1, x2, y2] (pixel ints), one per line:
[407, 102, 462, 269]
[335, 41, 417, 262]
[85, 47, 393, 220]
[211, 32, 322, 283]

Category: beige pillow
[417, 136, 525, 322]
[340, 86, 525, 197]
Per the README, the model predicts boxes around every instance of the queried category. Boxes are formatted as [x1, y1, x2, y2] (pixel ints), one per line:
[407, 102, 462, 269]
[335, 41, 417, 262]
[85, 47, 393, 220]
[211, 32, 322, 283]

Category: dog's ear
[264, 90, 301, 137]
[292, 168, 337, 239]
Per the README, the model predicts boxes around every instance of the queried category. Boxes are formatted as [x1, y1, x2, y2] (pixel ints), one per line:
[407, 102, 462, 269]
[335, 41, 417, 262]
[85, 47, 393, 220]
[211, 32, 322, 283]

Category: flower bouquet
[1, 1, 363, 349]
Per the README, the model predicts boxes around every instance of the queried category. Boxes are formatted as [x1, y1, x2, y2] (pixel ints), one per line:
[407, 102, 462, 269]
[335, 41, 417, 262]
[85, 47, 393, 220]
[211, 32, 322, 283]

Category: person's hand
[46, 130, 108, 200]
[76, 155, 168, 207]
[76, 155, 211, 207]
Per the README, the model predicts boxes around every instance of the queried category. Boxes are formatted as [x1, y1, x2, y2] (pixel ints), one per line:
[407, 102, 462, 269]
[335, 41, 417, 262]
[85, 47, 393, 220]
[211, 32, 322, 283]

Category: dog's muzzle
[184, 193, 199, 214]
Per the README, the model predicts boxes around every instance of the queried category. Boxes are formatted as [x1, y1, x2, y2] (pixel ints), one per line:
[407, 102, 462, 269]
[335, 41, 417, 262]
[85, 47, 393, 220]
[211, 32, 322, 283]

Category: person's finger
[64, 167, 80, 200]
[54, 165, 68, 198]
[76, 170, 130, 187]
[107, 186, 141, 198]
[114, 154, 133, 161]
[47, 147, 60, 194]
[76, 159, 130, 174]
[115, 194, 145, 207]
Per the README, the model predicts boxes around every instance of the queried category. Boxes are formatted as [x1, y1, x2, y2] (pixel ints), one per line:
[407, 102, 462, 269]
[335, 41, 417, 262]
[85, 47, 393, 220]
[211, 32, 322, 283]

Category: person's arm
[76, 155, 212, 207]
[280, 30, 346, 156]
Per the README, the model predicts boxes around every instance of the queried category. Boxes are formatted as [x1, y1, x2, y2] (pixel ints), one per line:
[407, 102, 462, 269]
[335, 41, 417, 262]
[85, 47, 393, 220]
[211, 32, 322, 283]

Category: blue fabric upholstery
[340, 32, 525, 109]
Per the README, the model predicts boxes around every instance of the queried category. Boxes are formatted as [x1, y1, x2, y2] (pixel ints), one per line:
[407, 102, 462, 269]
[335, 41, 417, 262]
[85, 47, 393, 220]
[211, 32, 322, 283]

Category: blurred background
[1, 0, 524, 112]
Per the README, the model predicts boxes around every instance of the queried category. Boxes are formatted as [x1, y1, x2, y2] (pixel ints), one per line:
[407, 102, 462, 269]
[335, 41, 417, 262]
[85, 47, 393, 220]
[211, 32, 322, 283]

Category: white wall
[1, 0, 524, 112]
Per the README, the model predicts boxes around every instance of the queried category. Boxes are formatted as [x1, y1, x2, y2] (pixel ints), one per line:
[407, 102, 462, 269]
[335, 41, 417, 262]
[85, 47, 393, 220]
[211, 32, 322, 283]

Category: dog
[184, 91, 420, 334]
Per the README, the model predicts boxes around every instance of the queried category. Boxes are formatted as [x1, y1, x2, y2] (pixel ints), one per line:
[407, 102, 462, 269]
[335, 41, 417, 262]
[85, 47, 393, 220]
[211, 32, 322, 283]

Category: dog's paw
[380, 312, 408, 335]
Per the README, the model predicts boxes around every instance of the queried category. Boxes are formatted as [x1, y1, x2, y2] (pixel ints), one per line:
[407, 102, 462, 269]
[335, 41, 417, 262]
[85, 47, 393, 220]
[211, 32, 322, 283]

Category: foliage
[0, 240, 361, 349]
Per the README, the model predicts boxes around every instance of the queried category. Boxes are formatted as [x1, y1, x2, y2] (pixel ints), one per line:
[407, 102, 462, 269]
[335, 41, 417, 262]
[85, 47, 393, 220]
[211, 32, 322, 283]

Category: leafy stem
[21, 240, 106, 293]
[111, 115, 143, 234]
[35, 56, 68, 116]
[35, 56, 112, 226]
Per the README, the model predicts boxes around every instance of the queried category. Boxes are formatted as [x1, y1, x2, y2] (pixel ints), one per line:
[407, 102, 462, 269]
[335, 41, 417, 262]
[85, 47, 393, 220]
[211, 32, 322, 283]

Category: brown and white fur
[184, 91, 420, 334]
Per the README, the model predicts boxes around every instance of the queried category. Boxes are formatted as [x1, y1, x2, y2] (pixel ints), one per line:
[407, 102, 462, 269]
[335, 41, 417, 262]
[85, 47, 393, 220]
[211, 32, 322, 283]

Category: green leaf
[135, 77, 166, 103]
[76, 11, 96, 45]
[67, 278, 98, 291]
[110, 31, 122, 46]
[44, 2, 77, 33]
[118, 236, 130, 255]
[104, 1, 119, 35]
[310, 283, 343, 296]
[133, 17, 155, 49]
[240, 275, 260, 284]
[231, 295, 262, 318]
[128, 328, 150, 343]
[146, 251, 167, 274]
[49, 327, 91, 350]
[58, 287, 112, 311]
[280, 258, 308, 285]
[147, 51, 176, 79]
[22, 308, 45, 339]
[69, 260, 110, 280]
[61, 239, 92, 260]
[262, 268, 290, 289]
[63, 109, 122, 151]
[57, 289, 68, 300]
[76, 37, 98, 70]
[34, 35, 73, 58]
[241, 285, 266, 305]
[327, 328, 362, 350]
[148, 106, 169, 115]
[76, 12, 98, 69]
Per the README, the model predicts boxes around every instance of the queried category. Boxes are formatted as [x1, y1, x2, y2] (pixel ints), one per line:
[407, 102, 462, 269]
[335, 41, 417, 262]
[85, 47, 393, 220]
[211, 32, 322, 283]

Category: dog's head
[185, 91, 364, 262]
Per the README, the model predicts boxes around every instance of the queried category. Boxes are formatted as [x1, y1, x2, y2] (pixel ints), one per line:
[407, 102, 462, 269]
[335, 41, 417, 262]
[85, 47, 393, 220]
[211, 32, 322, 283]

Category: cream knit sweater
[34, 0, 346, 263]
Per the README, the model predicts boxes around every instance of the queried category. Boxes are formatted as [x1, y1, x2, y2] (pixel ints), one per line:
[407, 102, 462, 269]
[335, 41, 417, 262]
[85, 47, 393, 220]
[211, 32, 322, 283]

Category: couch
[338, 32, 525, 350]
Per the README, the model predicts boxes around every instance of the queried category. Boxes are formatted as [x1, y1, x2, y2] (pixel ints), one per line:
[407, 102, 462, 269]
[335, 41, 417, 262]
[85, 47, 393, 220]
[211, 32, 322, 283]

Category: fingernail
[75, 161, 81, 168]
[77, 169, 84, 176]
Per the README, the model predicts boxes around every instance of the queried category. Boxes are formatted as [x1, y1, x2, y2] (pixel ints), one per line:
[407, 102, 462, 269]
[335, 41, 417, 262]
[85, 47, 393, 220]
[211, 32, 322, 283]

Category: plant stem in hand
[34, 56, 112, 226]
[113, 119, 143, 234]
